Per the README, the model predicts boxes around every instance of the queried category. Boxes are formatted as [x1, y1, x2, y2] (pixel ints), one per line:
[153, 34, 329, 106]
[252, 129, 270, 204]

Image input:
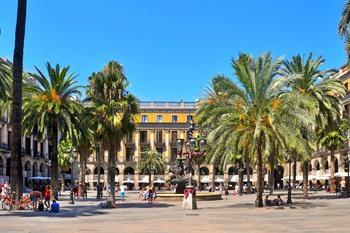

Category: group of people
[136, 185, 156, 204]
[264, 195, 285, 206]
[1, 181, 60, 212]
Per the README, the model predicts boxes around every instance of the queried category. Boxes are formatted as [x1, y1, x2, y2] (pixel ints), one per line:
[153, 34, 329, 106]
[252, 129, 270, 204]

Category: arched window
[93, 167, 104, 175]
[228, 166, 239, 175]
[124, 167, 135, 175]
[215, 167, 224, 175]
[243, 166, 253, 175]
[33, 163, 38, 176]
[199, 167, 209, 175]
[39, 164, 44, 173]
[314, 160, 320, 171]
[25, 161, 31, 171]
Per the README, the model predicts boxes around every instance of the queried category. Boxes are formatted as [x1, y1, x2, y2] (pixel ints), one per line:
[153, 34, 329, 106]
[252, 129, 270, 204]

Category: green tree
[196, 53, 312, 207]
[87, 61, 139, 207]
[319, 120, 349, 192]
[22, 63, 82, 198]
[281, 54, 345, 197]
[10, 0, 27, 200]
[72, 108, 95, 196]
[138, 150, 165, 185]
[58, 140, 72, 192]
[339, 0, 350, 58]
[0, 59, 11, 104]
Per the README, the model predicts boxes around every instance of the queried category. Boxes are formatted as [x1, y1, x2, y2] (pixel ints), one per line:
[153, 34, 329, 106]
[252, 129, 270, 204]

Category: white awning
[215, 178, 225, 183]
[200, 177, 211, 183]
[335, 172, 348, 177]
[230, 175, 238, 182]
[123, 178, 134, 184]
[138, 176, 149, 183]
[154, 178, 165, 184]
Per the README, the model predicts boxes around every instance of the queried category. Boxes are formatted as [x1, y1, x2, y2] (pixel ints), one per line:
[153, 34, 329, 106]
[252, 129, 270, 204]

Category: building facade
[0, 110, 51, 186]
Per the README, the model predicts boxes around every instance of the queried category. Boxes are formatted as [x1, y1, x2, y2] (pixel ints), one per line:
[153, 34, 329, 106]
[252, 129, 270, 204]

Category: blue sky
[0, 0, 347, 101]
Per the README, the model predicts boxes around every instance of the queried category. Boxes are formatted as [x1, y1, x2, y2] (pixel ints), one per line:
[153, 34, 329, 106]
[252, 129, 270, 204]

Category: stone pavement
[0, 190, 350, 233]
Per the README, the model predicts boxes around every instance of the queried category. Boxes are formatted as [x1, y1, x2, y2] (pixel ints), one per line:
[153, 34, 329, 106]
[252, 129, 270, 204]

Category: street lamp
[176, 121, 206, 210]
[284, 152, 292, 204]
[69, 151, 77, 204]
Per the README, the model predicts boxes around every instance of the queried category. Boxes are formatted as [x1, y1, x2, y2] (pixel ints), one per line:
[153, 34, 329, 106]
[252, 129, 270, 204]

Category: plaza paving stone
[0, 190, 349, 233]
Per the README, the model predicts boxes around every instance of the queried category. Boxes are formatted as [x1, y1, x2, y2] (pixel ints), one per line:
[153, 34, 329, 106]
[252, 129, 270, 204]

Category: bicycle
[336, 190, 350, 198]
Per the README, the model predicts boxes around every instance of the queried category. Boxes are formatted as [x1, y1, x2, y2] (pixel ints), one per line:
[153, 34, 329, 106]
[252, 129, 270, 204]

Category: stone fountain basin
[156, 192, 222, 201]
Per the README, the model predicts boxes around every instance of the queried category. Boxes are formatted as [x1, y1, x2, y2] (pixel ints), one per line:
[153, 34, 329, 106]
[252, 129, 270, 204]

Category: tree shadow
[0, 205, 107, 218]
[116, 202, 175, 209]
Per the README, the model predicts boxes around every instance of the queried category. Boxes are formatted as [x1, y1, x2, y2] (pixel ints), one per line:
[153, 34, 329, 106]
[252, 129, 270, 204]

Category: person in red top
[43, 185, 51, 210]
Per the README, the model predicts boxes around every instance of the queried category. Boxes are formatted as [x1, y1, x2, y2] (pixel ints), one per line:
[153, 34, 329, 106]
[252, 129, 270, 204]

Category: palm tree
[281, 53, 345, 197]
[0, 59, 11, 104]
[10, 0, 27, 200]
[196, 53, 313, 207]
[138, 150, 165, 185]
[58, 141, 72, 192]
[22, 63, 82, 198]
[339, 0, 350, 58]
[87, 61, 139, 207]
[72, 108, 95, 196]
[319, 120, 348, 192]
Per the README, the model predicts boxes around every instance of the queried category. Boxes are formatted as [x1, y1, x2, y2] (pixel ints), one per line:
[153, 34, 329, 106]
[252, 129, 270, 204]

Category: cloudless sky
[0, 0, 347, 101]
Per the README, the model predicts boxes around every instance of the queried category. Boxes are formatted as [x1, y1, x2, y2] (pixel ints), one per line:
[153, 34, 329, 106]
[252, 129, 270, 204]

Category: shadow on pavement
[116, 202, 175, 209]
[0, 205, 107, 218]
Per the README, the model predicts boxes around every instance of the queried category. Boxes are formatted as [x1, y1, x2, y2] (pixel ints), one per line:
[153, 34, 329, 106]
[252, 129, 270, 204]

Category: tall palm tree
[72, 108, 95, 196]
[281, 54, 345, 197]
[10, 0, 27, 200]
[138, 150, 165, 185]
[319, 120, 348, 192]
[196, 53, 313, 207]
[22, 63, 82, 198]
[87, 61, 139, 207]
[339, 0, 350, 58]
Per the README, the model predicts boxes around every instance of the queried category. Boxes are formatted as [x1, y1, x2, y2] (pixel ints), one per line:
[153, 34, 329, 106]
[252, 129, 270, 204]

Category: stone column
[134, 130, 140, 162]
[3, 124, 8, 144]
[223, 171, 229, 186]
[150, 129, 155, 150]
[134, 170, 139, 190]
[165, 130, 170, 163]
[119, 140, 124, 163]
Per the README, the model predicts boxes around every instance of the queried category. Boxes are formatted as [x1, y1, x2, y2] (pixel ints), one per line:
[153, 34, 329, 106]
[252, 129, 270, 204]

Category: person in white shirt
[119, 184, 126, 202]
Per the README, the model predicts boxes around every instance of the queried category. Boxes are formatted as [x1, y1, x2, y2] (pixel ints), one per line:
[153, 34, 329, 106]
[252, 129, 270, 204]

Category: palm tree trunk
[303, 161, 309, 198]
[107, 140, 117, 207]
[269, 166, 275, 195]
[255, 136, 264, 208]
[330, 150, 336, 193]
[61, 171, 65, 192]
[197, 164, 201, 190]
[79, 155, 86, 197]
[246, 161, 251, 193]
[293, 154, 297, 189]
[10, 0, 27, 201]
[149, 166, 152, 185]
[50, 120, 59, 199]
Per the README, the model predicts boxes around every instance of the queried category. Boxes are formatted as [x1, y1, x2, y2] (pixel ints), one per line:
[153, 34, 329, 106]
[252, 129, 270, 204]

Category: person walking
[119, 184, 126, 202]
[43, 185, 52, 211]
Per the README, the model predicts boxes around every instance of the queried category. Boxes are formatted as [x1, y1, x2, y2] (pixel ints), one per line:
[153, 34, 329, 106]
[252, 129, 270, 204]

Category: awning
[215, 178, 225, 183]
[230, 175, 238, 182]
[335, 172, 348, 177]
[154, 178, 165, 184]
[282, 176, 303, 181]
[138, 176, 149, 183]
[200, 177, 211, 183]
[123, 178, 134, 184]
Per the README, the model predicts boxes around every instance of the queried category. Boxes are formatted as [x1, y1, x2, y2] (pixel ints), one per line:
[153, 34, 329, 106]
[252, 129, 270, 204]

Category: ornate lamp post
[69, 151, 77, 204]
[176, 120, 206, 210]
[284, 152, 292, 204]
